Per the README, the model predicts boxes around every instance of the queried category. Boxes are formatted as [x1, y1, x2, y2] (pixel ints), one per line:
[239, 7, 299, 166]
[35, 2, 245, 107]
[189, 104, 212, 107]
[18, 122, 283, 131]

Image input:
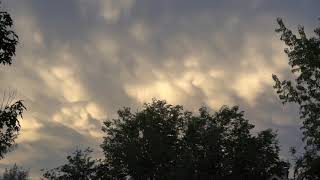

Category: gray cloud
[0, 0, 319, 178]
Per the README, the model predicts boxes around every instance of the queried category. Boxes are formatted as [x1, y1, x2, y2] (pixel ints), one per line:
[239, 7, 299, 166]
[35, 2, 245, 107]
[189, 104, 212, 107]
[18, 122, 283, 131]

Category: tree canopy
[0, 100, 25, 158]
[42, 148, 100, 180]
[0, 2, 25, 159]
[273, 18, 320, 180]
[0, 3, 18, 66]
[100, 100, 288, 180]
[1, 164, 29, 180]
[42, 100, 288, 180]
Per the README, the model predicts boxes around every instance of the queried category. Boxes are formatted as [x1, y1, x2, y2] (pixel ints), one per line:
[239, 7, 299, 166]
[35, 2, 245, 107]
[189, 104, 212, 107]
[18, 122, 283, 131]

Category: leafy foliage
[101, 99, 288, 180]
[273, 18, 320, 179]
[1, 164, 29, 180]
[101, 100, 186, 179]
[0, 100, 25, 158]
[0, 3, 18, 65]
[42, 148, 100, 180]
[0, 2, 25, 159]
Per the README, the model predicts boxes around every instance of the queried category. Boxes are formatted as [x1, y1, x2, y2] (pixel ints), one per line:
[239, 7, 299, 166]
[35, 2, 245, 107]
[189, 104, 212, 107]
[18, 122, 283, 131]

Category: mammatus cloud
[53, 102, 105, 138]
[79, 0, 135, 22]
[124, 34, 288, 109]
[100, 0, 135, 22]
[0, 0, 319, 178]
[17, 116, 43, 143]
[39, 65, 86, 102]
[231, 36, 288, 105]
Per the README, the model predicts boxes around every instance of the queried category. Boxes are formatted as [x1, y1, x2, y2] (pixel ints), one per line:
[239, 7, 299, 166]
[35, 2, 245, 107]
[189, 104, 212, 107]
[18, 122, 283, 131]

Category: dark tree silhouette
[101, 100, 186, 179]
[273, 18, 320, 180]
[0, 2, 18, 65]
[0, 2, 25, 159]
[42, 148, 102, 180]
[178, 106, 288, 180]
[0, 99, 25, 158]
[1, 164, 29, 180]
[101, 99, 288, 180]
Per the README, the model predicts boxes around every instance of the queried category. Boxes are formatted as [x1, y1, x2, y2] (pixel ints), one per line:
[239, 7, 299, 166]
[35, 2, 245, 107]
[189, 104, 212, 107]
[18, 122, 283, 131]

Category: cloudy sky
[0, 0, 319, 178]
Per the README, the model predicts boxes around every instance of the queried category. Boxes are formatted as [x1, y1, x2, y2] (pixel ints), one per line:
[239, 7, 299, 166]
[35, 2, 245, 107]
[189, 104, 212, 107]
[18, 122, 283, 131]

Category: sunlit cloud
[125, 80, 184, 104]
[39, 66, 87, 102]
[0, 0, 318, 178]
[53, 102, 105, 138]
[17, 116, 43, 143]
[232, 36, 288, 105]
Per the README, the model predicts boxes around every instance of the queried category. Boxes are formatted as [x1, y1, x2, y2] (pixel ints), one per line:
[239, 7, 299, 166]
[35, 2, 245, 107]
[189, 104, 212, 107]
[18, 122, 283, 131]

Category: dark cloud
[0, 0, 318, 178]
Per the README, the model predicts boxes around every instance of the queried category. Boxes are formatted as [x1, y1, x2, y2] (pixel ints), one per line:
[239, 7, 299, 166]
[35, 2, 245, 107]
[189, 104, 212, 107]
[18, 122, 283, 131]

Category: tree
[0, 2, 18, 66]
[175, 106, 288, 180]
[272, 18, 320, 179]
[0, 99, 25, 158]
[42, 148, 102, 180]
[0, 2, 25, 158]
[101, 100, 185, 179]
[1, 164, 29, 180]
[101, 99, 288, 180]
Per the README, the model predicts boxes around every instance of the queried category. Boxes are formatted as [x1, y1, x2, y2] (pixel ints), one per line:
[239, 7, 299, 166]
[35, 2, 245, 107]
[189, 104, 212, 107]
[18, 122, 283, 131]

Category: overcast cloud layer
[0, 0, 319, 178]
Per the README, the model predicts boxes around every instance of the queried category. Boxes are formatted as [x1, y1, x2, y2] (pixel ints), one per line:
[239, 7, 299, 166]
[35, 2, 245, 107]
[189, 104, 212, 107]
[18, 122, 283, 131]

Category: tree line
[0, 2, 319, 180]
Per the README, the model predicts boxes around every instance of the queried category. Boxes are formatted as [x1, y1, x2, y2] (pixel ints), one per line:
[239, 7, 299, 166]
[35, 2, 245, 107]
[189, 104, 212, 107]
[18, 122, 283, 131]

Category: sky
[0, 0, 319, 178]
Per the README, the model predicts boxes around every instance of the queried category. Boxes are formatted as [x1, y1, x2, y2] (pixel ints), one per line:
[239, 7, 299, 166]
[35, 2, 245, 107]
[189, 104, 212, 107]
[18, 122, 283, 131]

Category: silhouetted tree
[101, 99, 288, 180]
[273, 18, 320, 180]
[42, 148, 102, 180]
[0, 2, 18, 66]
[0, 99, 25, 158]
[0, 2, 25, 159]
[1, 164, 29, 180]
[101, 100, 185, 179]
[177, 106, 288, 180]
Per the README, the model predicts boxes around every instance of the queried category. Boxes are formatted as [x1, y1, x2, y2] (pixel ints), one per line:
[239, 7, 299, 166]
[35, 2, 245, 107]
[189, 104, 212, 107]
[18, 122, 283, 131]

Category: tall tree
[1, 164, 29, 180]
[101, 100, 185, 179]
[0, 2, 25, 158]
[101, 99, 288, 180]
[42, 148, 101, 180]
[272, 18, 320, 179]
